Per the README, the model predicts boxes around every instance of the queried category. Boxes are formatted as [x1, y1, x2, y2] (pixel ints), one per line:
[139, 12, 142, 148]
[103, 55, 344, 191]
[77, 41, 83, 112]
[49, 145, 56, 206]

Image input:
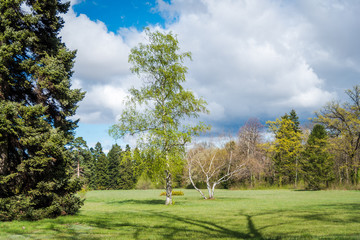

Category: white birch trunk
[165, 170, 172, 205]
[188, 164, 207, 199]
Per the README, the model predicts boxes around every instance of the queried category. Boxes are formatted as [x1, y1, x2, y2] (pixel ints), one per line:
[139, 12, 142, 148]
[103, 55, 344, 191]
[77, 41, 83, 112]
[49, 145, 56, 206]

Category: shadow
[245, 214, 263, 238]
[296, 203, 360, 224]
[81, 210, 275, 240]
[107, 199, 165, 205]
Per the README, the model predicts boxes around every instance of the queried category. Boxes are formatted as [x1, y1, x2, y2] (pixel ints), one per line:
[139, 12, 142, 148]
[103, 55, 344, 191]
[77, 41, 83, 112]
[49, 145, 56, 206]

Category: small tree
[302, 124, 334, 190]
[267, 116, 302, 187]
[187, 141, 246, 199]
[110, 29, 209, 205]
[238, 118, 265, 187]
[93, 142, 109, 189]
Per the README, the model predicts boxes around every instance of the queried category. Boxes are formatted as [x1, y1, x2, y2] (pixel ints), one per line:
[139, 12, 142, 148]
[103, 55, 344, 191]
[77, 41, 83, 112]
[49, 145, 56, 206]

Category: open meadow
[0, 189, 359, 239]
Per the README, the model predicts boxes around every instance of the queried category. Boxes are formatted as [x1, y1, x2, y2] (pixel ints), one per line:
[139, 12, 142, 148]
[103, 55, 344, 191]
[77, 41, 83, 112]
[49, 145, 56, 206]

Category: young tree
[110, 29, 209, 205]
[267, 116, 302, 187]
[302, 124, 333, 190]
[238, 118, 265, 187]
[0, 1, 84, 220]
[187, 140, 246, 199]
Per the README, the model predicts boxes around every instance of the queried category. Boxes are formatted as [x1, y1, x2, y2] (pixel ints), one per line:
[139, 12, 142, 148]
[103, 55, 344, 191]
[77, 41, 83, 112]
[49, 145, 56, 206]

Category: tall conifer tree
[0, 0, 84, 220]
[302, 124, 333, 190]
[107, 144, 122, 189]
[93, 142, 109, 189]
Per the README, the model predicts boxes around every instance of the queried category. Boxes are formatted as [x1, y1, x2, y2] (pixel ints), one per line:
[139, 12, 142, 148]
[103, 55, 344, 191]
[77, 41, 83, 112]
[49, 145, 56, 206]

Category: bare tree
[187, 140, 246, 199]
[237, 118, 266, 187]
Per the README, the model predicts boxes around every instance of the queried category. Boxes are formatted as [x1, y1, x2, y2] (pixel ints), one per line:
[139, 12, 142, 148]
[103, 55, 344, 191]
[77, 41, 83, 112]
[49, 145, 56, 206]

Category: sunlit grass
[1, 189, 359, 239]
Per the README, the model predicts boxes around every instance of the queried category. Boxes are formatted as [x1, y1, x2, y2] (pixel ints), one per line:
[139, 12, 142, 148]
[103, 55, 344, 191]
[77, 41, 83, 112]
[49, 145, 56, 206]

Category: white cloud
[61, 10, 131, 83]
[62, 0, 359, 132]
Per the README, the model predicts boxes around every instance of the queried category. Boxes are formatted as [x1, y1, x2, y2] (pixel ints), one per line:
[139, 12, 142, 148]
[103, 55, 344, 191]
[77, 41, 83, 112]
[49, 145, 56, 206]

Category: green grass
[1, 189, 360, 239]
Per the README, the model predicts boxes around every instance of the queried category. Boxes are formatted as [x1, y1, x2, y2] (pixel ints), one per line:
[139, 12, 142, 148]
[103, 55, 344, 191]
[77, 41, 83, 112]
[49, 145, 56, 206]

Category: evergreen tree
[70, 137, 93, 185]
[118, 144, 137, 189]
[289, 109, 301, 133]
[0, 0, 84, 220]
[267, 117, 302, 186]
[302, 124, 334, 190]
[107, 144, 122, 189]
[93, 142, 109, 189]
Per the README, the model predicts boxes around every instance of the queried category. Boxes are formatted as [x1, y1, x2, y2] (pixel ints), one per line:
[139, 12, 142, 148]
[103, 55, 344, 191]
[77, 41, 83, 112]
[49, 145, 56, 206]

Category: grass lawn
[0, 189, 359, 239]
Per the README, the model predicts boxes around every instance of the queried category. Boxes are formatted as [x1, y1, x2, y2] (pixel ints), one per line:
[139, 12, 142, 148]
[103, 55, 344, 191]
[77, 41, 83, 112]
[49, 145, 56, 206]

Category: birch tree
[110, 29, 209, 205]
[187, 141, 246, 199]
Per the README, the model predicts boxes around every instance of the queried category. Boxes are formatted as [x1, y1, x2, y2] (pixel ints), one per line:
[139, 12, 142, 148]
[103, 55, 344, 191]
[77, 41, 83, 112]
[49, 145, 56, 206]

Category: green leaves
[110, 29, 209, 184]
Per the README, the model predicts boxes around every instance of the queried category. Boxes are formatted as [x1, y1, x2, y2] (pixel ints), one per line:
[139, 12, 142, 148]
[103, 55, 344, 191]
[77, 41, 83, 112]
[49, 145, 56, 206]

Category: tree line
[74, 85, 360, 196]
[70, 140, 141, 190]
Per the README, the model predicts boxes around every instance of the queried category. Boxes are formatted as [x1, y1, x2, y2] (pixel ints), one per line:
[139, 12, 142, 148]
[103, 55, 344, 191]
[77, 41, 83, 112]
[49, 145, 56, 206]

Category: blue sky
[72, 0, 168, 32]
[61, 0, 360, 152]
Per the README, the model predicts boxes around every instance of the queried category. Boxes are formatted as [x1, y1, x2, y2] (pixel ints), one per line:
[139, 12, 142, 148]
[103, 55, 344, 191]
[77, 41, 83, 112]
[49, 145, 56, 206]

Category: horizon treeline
[72, 85, 360, 191]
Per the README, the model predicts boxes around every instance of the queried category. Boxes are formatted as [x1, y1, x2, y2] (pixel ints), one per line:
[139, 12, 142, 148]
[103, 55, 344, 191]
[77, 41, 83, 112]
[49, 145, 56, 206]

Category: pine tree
[302, 124, 333, 190]
[107, 144, 122, 189]
[93, 142, 109, 189]
[70, 137, 93, 185]
[0, 0, 84, 220]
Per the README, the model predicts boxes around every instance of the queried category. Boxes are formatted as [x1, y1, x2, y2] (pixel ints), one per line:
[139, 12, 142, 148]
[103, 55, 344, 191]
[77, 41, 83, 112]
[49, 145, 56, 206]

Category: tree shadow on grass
[83, 210, 273, 240]
[296, 203, 360, 224]
[107, 199, 165, 205]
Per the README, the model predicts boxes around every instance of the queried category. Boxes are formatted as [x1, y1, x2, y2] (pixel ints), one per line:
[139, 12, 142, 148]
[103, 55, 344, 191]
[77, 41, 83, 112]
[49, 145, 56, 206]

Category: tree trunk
[209, 183, 216, 199]
[188, 165, 207, 199]
[207, 180, 213, 199]
[295, 158, 298, 188]
[77, 159, 80, 178]
[165, 170, 172, 205]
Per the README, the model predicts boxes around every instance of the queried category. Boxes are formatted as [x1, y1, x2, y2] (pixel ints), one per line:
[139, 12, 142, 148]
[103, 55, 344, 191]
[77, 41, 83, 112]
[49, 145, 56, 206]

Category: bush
[0, 193, 84, 221]
[160, 190, 184, 196]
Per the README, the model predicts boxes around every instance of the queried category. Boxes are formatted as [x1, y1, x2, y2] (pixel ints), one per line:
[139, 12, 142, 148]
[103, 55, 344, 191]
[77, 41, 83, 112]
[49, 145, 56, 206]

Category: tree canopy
[110, 29, 209, 205]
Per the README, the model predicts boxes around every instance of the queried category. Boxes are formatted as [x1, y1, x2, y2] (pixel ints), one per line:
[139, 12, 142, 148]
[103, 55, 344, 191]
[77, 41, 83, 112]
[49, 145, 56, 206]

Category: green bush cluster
[160, 190, 184, 196]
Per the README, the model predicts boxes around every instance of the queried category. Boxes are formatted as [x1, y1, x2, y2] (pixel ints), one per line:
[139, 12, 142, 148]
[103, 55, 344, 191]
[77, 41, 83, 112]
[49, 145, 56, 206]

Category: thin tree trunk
[188, 165, 207, 199]
[165, 170, 172, 205]
[77, 159, 80, 178]
[295, 158, 298, 188]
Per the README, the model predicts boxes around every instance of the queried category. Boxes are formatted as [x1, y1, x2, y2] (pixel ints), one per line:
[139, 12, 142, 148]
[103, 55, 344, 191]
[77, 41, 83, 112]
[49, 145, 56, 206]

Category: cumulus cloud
[61, 0, 359, 133]
[62, 10, 131, 83]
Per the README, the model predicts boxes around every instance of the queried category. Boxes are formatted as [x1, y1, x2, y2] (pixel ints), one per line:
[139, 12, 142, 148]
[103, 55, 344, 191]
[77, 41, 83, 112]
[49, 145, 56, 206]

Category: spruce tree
[0, 0, 85, 220]
[302, 124, 333, 190]
[107, 144, 122, 189]
[93, 142, 109, 189]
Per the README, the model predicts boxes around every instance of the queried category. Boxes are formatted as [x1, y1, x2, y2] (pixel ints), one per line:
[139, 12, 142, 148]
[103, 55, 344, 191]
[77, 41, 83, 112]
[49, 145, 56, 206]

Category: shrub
[160, 190, 184, 196]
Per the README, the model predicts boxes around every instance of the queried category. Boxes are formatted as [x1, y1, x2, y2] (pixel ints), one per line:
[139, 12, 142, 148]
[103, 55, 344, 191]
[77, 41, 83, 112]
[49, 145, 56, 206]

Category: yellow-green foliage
[160, 190, 184, 196]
